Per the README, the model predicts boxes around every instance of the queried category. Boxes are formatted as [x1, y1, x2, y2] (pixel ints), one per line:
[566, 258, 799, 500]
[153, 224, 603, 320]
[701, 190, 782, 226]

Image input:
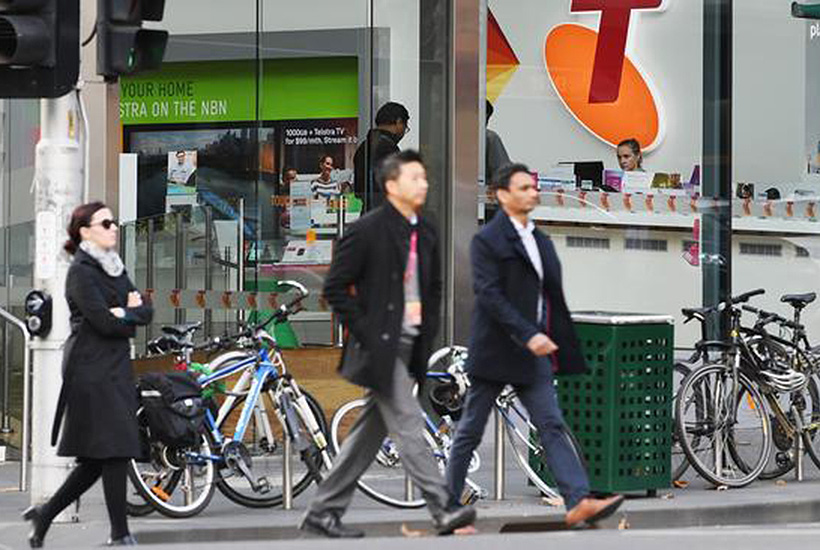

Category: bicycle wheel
[738, 338, 820, 480]
[214, 388, 329, 508]
[498, 389, 585, 502]
[331, 398, 450, 509]
[126, 424, 157, 517]
[676, 363, 770, 487]
[671, 362, 693, 482]
[127, 431, 216, 518]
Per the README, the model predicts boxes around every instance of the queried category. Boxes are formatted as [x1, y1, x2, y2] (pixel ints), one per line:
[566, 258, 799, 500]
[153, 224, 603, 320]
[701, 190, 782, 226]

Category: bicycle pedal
[255, 478, 271, 494]
[151, 486, 171, 502]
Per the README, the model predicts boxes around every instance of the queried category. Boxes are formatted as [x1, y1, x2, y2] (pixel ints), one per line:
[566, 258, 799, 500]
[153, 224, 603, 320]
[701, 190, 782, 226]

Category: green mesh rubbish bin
[530, 312, 674, 496]
[244, 279, 300, 349]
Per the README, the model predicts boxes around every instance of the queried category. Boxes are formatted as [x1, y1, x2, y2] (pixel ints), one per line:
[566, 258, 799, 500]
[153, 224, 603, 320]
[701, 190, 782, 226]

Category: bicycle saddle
[681, 307, 710, 321]
[780, 293, 816, 308]
[161, 322, 202, 338]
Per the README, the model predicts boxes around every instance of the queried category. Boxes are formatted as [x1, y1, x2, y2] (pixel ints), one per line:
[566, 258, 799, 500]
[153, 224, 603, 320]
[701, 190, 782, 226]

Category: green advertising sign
[120, 57, 358, 125]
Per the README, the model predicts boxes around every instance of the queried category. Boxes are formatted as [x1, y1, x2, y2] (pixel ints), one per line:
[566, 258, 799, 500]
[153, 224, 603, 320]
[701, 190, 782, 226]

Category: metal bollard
[283, 431, 293, 510]
[494, 408, 505, 500]
[404, 475, 415, 501]
[794, 408, 804, 482]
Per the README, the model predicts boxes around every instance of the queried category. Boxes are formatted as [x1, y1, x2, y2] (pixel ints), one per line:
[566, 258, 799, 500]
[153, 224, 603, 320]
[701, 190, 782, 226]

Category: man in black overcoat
[445, 163, 624, 528]
[300, 150, 475, 538]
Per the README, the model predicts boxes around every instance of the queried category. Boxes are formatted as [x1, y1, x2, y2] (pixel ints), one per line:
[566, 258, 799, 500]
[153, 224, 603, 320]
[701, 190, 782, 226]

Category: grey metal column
[493, 409, 505, 500]
[145, 218, 155, 342]
[702, 0, 733, 337]
[237, 198, 245, 329]
[282, 433, 293, 510]
[448, 0, 481, 345]
[0, 99, 9, 436]
[0, 308, 30, 490]
[174, 211, 186, 325]
[204, 207, 213, 338]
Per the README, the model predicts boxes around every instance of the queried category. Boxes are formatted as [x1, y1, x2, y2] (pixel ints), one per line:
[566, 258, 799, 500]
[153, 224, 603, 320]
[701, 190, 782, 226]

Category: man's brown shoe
[565, 495, 625, 528]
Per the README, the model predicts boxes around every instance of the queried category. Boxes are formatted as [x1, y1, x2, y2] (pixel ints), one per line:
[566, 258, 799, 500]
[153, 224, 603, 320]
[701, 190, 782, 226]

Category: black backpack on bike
[138, 371, 205, 448]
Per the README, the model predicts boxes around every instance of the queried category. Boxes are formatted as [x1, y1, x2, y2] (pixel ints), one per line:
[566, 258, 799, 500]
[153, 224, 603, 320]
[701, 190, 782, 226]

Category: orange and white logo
[544, 0, 667, 151]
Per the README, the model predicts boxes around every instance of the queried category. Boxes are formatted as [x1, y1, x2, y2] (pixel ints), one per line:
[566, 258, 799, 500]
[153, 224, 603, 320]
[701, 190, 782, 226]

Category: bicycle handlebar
[741, 304, 801, 331]
[730, 288, 765, 305]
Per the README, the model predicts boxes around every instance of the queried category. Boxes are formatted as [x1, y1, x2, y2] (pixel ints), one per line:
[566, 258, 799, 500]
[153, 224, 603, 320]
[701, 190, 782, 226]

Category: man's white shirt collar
[509, 216, 534, 234]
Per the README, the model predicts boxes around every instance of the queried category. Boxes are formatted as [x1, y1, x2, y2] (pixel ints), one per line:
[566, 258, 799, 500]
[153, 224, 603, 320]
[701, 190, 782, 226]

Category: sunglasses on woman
[90, 219, 118, 230]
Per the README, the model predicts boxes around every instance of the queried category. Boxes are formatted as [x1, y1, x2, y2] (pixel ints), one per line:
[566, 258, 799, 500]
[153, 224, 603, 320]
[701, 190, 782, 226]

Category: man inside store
[301, 150, 476, 538]
[445, 162, 624, 529]
[353, 102, 410, 211]
[485, 99, 511, 221]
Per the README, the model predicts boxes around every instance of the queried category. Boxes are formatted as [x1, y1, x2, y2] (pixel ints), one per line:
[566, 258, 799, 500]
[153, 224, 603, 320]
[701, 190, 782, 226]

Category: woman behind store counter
[22, 202, 153, 548]
[617, 138, 645, 172]
[311, 154, 339, 199]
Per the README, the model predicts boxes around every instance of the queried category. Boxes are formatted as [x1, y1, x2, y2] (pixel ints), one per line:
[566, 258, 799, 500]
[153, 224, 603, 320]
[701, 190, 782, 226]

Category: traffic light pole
[29, 92, 84, 520]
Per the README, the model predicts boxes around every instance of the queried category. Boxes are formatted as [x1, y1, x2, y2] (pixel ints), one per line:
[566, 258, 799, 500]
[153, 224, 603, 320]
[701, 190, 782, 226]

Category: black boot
[106, 534, 138, 546]
[299, 511, 364, 538]
[22, 506, 49, 548]
[433, 505, 477, 535]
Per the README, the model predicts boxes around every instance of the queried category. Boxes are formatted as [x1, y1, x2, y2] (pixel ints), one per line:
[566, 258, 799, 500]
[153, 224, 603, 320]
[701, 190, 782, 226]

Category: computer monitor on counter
[558, 161, 605, 190]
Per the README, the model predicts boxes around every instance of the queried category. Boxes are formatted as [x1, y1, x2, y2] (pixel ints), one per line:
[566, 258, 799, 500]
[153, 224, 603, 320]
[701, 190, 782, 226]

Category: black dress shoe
[299, 511, 364, 538]
[433, 505, 477, 535]
[22, 506, 49, 548]
[106, 534, 138, 546]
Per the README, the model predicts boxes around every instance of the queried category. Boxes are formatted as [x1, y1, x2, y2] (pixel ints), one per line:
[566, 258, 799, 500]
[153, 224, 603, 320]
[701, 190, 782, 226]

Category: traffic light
[97, 0, 168, 80]
[793, 2, 820, 19]
[0, 0, 80, 98]
[24, 290, 52, 337]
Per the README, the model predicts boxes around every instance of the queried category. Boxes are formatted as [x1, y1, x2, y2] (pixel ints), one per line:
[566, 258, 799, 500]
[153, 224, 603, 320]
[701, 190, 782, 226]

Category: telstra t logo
[545, 0, 666, 151]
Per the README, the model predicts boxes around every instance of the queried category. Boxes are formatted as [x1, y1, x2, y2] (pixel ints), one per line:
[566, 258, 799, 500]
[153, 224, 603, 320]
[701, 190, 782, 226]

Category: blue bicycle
[128, 281, 333, 517]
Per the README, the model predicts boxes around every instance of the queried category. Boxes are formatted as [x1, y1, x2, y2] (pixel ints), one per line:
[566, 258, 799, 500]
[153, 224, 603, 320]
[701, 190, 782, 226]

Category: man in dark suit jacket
[445, 163, 624, 528]
[353, 102, 409, 211]
[300, 150, 475, 538]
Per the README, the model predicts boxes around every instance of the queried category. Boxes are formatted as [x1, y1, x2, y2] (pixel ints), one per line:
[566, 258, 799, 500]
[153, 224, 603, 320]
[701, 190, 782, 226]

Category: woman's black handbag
[138, 371, 205, 448]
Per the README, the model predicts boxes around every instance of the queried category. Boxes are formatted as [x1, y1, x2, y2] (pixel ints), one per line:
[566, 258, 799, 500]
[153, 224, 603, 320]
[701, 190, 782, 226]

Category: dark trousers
[445, 366, 589, 510]
[40, 458, 129, 539]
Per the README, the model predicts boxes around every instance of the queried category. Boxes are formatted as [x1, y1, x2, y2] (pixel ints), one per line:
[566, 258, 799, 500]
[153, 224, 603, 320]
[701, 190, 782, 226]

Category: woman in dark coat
[23, 202, 153, 547]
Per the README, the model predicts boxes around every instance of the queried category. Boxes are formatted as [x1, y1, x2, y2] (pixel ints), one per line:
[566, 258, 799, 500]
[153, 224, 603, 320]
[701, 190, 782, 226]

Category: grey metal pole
[493, 408, 505, 500]
[174, 211, 186, 325]
[0, 307, 30, 490]
[282, 430, 293, 510]
[1, 100, 10, 436]
[237, 198, 245, 292]
[1, 325, 10, 434]
[204, 207, 213, 338]
[237, 198, 245, 326]
[404, 475, 415, 502]
[30, 93, 83, 518]
[794, 408, 805, 481]
[335, 200, 345, 347]
[145, 218, 155, 343]
[702, 0, 733, 338]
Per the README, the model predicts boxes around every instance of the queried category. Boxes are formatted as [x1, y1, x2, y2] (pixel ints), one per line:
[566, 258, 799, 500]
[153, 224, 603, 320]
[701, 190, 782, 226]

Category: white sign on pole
[35, 210, 57, 281]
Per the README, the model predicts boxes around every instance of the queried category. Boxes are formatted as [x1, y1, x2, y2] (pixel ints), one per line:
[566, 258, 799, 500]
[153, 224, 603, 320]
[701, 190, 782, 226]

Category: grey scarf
[79, 241, 124, 278]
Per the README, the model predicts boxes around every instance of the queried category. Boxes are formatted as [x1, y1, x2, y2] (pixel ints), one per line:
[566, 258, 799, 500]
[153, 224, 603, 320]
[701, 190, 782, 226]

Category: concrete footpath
[2, 460, 820, 549]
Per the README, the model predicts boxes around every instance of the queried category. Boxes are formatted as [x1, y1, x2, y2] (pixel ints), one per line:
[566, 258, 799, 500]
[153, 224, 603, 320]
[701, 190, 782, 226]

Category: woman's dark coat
[51, 248, 153, 458]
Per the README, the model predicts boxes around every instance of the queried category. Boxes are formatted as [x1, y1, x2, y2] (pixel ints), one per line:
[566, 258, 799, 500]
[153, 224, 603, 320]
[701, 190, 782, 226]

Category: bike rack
[283, 431, 293, 510]
[0, 306, 31, 491]
[494, 409, 505, 500]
